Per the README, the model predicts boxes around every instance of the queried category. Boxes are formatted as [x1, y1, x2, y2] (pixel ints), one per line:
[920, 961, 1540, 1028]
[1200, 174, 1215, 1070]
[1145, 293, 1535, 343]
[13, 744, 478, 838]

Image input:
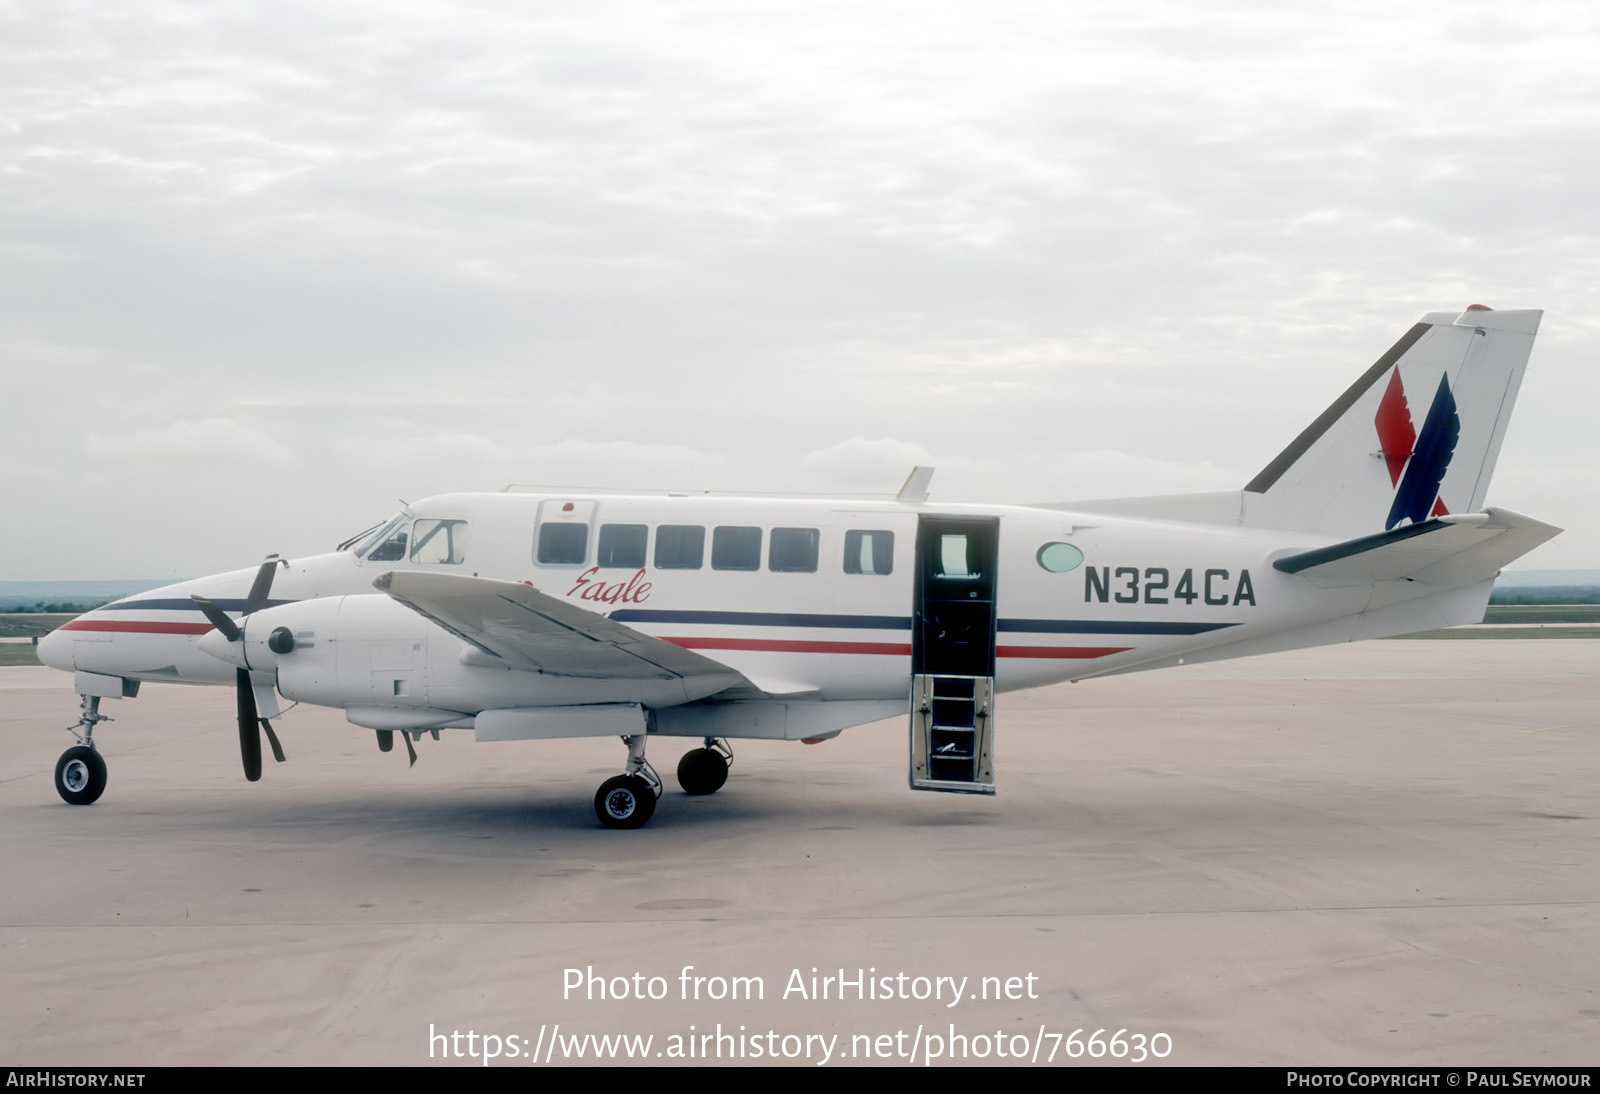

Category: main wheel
[595, 775, 657, 829]
[676, 748, 729, 796]
[55, 746, 107, 806]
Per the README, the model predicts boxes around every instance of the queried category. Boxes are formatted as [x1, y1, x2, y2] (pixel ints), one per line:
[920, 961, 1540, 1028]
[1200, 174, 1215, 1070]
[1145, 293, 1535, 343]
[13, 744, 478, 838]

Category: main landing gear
[594, 734, 661, 829]
[55, 694, 111, 805]
[593, 735, 735, 828]
[676, 738, 732, 796]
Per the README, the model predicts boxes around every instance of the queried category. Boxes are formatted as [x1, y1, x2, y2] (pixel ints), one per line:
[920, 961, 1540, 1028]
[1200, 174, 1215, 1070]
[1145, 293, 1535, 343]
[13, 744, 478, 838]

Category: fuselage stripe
[612, 609, 909, 629]
[995, 645, 1133, 659]
[55, 615, 1163, 657]
[614, 609, 1233, 636]
[665, 637, 911, 655]
[57, 620, 215, 635]
[663, 637, 1129, 659]
[97, 598, 295, 612]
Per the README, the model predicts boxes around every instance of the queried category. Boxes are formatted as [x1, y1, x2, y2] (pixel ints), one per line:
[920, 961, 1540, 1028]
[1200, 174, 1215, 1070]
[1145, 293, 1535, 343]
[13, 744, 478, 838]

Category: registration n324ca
[38, 306, 1559, 827]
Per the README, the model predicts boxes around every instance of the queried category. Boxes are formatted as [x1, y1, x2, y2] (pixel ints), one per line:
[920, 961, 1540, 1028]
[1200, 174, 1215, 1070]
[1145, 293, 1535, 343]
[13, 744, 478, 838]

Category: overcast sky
[3, 0, 1596, 579]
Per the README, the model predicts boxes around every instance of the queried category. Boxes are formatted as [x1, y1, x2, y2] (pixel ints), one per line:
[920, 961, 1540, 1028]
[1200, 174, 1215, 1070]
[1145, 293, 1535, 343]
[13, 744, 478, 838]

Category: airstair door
[909, 516, 998, 794]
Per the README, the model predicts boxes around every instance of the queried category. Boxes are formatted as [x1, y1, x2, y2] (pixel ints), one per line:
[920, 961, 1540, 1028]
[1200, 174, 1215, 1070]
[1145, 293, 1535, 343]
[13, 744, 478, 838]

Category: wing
[373, 570, 748, 686]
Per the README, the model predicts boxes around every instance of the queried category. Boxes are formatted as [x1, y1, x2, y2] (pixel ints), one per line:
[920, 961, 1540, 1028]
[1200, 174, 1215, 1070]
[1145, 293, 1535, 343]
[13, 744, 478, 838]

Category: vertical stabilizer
[1241, 307, 1540, 537]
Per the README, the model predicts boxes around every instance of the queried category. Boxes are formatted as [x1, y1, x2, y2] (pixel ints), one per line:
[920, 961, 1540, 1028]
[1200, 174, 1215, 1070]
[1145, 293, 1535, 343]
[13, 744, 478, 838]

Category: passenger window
[537, 522, 588, 565]
[712, 526, 762, 571]
[768, 527, 819, 573]
[843, 530, 894, 575]
[409, 519, 468, 564]
[597, 524, 647, 569]
[654, 525, 704, 570]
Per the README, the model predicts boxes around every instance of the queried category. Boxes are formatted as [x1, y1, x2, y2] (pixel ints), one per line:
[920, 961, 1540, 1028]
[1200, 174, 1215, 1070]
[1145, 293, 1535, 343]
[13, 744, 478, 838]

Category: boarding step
[909, 673, 995, 795]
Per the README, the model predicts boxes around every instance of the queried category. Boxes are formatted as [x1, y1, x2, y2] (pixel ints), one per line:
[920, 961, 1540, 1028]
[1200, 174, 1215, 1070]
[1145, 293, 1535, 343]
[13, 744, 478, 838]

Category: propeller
[192, 554, 289, 782]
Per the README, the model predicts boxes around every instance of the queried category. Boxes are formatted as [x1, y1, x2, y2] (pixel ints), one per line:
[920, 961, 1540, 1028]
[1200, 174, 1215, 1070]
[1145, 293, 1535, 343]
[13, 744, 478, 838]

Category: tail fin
[1241, 306, 1541, 536]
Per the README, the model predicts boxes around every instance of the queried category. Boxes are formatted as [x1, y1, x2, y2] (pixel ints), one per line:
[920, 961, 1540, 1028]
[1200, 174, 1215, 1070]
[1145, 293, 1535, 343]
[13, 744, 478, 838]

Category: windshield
[345, 511, 409, 558]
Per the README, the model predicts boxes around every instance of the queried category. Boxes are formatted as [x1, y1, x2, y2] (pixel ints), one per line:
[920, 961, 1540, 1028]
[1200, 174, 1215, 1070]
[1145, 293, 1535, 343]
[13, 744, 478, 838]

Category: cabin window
[843, 530, 894, 575]
[654, 525, 704, 569]
[409, 519, 469, 564]
[1036, 542, 1084, 573]
[768, 527, 820, 573]
[597, 524, 647, 569]
[537, 522, 588, 565]
[711, 526, 762, 571]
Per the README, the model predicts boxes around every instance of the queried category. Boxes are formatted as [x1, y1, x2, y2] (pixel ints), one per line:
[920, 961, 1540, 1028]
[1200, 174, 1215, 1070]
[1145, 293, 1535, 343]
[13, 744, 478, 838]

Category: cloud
[4, 1, 1597, 575]
[332, 430, 734, 487]
[86, 416, 294, 465]
[794, 437, 933, 490]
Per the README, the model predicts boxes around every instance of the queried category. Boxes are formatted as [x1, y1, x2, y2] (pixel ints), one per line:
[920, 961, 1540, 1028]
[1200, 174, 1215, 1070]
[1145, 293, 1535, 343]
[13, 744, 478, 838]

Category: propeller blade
[401, 731, 417, 768]
[236, 668, 262, 781]
[376, 730, 394, 753]
[260, 718, 287, 764]
[243, 554, 286, 616]
[191, 595, 240, 642]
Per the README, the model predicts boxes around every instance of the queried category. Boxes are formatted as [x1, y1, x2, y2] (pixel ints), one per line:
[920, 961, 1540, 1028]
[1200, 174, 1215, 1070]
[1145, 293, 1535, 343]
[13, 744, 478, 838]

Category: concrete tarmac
[1, 641, 1596, 1067]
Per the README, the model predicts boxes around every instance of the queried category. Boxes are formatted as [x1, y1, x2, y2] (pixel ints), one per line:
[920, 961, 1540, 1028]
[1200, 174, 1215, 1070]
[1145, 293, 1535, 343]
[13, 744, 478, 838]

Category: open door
[909, 516, 998, 794]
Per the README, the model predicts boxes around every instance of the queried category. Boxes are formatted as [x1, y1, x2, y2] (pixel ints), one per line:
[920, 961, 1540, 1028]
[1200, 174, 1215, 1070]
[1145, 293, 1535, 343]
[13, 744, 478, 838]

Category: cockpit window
[410, 519, 469, 564]
[366, 524, 410, 562]
[351, 512, 409, 558]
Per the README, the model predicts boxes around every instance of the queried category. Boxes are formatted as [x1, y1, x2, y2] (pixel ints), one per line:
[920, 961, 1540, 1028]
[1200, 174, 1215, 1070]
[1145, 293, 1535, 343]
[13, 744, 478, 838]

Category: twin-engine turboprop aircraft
[37, 307, 1560, 827]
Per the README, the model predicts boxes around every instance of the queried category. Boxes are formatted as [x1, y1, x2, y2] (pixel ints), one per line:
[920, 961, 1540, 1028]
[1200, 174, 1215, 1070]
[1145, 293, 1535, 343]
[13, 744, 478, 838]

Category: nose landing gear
[55, 746, 107, 805]
[56, 694, 111, 806]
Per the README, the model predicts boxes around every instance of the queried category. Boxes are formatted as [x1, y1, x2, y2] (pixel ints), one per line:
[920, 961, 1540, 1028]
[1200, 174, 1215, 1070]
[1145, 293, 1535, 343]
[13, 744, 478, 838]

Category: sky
[3, 0, 1597, 579]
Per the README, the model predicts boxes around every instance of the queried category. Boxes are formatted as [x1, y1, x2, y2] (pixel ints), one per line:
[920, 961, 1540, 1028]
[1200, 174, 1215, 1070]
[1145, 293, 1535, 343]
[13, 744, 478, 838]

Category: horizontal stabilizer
[1273, 508, 1561, 585]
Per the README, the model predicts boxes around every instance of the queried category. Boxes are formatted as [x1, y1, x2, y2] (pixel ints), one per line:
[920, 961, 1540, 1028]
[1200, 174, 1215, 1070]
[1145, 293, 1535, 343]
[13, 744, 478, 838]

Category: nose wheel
[55, 746, 107, 806]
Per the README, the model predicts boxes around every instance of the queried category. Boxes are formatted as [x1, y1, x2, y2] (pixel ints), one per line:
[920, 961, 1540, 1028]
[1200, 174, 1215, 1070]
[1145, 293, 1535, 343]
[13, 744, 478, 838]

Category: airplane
[36, 305, 1560, 828]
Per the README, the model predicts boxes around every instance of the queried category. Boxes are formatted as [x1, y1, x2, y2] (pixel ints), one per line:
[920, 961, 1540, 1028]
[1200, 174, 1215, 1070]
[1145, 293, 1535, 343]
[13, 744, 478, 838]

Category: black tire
[55, 746, 107, 806]
[676, 748, 729, 796]
[595, 775, 657, 829]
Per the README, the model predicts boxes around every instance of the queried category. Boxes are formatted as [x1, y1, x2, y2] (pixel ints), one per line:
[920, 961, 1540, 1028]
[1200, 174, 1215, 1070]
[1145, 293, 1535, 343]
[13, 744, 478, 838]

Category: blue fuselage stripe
[99, 598, 296, 613]
[609, 609, 1236, 636]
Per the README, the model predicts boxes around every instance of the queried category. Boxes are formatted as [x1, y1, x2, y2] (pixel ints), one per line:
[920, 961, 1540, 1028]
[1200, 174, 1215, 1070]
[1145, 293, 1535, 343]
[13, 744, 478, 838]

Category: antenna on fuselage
[896, 466, 934, 503]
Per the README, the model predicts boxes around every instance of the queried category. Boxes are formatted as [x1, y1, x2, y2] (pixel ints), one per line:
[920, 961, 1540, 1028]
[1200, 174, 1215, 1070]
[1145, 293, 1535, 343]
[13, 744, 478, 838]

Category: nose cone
[36, 626, 74, 672]
[197, 627, 248, 669]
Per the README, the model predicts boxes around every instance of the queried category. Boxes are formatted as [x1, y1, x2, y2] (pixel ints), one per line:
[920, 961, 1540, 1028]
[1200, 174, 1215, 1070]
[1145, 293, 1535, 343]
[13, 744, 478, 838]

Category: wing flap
[1273, 508, 1561, 585]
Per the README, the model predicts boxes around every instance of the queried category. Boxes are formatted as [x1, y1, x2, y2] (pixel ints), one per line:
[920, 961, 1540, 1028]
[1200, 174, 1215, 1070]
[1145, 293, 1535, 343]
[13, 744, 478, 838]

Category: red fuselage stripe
[55, 621, 1132, 660]
[995, 645, 1131, 659]
[665, 637, 912, 656]
[665, 637, 1129, 659]
[57, 620, 215, 635]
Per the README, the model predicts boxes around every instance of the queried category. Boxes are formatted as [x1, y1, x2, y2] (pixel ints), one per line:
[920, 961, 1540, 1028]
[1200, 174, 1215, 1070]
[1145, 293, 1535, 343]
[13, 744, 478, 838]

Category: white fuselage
[39, 487, 1485, 741]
